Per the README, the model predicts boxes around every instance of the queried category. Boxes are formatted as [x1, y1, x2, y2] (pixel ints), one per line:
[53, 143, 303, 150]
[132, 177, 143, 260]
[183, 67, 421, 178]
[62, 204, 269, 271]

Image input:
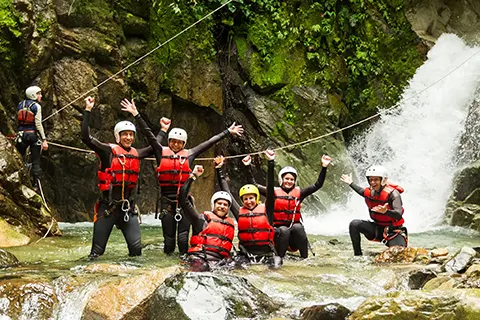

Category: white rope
[42, 0, 234, 122]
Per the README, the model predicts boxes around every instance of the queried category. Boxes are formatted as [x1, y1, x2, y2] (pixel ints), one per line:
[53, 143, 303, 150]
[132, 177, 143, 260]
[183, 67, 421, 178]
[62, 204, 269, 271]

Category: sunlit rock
[81, 266, 179, 320]
[375, 247, 419, 263]
[431, 248, 449, 257]
[350, 289, 480, 319]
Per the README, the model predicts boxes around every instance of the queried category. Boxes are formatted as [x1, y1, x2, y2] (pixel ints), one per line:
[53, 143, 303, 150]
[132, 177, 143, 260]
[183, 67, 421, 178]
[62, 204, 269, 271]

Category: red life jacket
[156, 147, 191, 188]
[364, 184, 405, 227]
[97, 144, 140, 194]
[188, 211, 235, 258]
[273, 187, 302, 227]
[17, 101, 36, 126]
[238, 204, 274, 247]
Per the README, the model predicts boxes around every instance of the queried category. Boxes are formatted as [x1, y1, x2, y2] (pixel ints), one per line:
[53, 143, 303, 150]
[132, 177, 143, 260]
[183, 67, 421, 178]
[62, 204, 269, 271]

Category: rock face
[0, 133, 60, 247]
[301, 303, 351, 320]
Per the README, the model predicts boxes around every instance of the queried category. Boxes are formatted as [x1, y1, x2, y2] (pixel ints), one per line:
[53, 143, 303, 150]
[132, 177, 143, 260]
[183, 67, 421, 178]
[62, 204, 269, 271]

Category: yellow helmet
[239, 184, 260, 204]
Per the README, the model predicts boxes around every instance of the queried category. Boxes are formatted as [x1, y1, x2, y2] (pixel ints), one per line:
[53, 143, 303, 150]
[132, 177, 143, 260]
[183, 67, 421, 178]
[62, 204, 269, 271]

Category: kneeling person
[179, 165, 235, 271]
[340, 165, 407, 256]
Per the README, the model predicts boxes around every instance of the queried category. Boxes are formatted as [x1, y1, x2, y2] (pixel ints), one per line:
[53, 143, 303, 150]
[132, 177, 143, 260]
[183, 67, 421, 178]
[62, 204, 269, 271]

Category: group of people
[15, 87, 408, 271]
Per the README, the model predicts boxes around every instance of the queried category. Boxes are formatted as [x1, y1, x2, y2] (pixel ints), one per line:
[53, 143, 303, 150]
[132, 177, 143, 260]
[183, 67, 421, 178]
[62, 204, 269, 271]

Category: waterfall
[305, 34, 480, 235]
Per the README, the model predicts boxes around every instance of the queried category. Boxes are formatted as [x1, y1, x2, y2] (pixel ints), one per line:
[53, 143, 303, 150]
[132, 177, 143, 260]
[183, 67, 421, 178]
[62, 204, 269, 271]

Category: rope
[42, 0, 234, 122]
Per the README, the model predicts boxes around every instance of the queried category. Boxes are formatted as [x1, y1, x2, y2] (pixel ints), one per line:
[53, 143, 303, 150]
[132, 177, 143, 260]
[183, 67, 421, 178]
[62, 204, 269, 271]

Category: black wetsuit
[16, 99, 47, 188]
[348, 182, 407, 256]
[81, 111, 157, 257]
[135, 115, 230, 255]
[245, 166, 327, 258]
[178, 176, 230, 271]
[217, 160, 281, 267]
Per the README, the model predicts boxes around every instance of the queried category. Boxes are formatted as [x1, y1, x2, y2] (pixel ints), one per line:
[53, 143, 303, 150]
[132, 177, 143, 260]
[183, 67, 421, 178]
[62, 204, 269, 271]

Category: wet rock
[408, 269, 437, 289]
[451, 207, 476, 227]
[0, 278, 57, 320]
[145, 272, 280, 320]
[423, 276, 453, 290]
[431, 248, 449, 257]
[300, 303, 350, 320]
[375, 247, 419, 263]
[351, 289, 480, 319]
[82, 266, 179, 320]
[450, 161, 480, 202]
[0, 249, 19, 268]
[444, 247, 478, 273]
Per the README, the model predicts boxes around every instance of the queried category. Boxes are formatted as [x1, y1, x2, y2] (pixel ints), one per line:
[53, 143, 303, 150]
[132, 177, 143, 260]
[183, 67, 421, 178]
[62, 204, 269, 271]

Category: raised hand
[160, 117, 171, 132]
[242, 155, 252, 166]
[192, 165, 204, 177]
[85, 96, 95, 111]
[321, 154, 332, 167]
[214, 155, 225, 168]
[265, 149, 275, 161]
[120, 98, 139, 116]
[340, 173, 353, 185]
[228, 122, 244, 136]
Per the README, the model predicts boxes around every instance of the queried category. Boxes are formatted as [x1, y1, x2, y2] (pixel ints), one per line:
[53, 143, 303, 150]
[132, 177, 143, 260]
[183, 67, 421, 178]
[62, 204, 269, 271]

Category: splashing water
[306, 34, 480, 235]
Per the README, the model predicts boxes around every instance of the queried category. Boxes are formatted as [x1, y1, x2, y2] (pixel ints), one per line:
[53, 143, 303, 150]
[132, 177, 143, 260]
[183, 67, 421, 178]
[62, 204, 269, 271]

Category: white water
[305, 34, 480, 235]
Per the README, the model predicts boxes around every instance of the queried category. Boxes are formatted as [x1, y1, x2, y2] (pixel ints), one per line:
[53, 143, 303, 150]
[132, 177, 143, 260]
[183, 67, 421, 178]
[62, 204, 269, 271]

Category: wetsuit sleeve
[386, 190, 403, 220]
[300, 166, 327, 201]
[216, 167, 240, 220]
[81, 111, 112, 162]
[34, 104, 47, 140]
[179, 175, 203, 232]
[265, 160, 275, 226]
[157, 130, 167, 145]
[349, 182, 365, 197]
[134, 114, 163, 164]
[188, 129, 229, 162]
[244, 165, 267, 196]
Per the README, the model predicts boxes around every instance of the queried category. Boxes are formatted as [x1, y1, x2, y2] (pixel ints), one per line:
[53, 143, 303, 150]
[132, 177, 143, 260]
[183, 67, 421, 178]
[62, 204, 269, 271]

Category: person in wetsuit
[340, 165, 407, 256]
[179, 164, 235, 272]
[82, 96, 164, 259]
[242, 154, 332, 258]
[215, 151, 282, 268]
[15, 86, 49, 191]
[120, 98, 243, 256]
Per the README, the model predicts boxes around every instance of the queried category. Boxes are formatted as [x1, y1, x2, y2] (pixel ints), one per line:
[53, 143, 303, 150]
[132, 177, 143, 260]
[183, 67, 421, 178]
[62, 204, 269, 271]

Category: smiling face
[213, 199, 230, 218]
[36, 91, 42, 102]
[282, 173, 296, 189]
[169, 138, 185, 153]
[368, 176, 382, 192]
[242, 194, 257, 210]
[119, 130, 135, 148]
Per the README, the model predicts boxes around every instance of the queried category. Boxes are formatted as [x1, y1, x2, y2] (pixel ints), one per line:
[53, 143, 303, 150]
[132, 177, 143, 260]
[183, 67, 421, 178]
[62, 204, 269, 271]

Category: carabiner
[174, 212, 182, 222]
[121, 199, 130, 212]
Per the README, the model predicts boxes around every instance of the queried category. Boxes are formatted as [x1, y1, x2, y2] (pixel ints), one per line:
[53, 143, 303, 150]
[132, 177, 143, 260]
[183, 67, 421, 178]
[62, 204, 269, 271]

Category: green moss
[0, 0, 21, 64]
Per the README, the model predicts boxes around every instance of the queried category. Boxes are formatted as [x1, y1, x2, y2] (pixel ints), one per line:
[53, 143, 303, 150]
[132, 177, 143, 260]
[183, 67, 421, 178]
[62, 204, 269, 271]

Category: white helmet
[25, 86, 42, 100]
[211, 191, 232, 211]
[114, 121, 136, 143]
[168, 128, 187, 146]
[365, 165, 388, 186]
[278, 166, 298, 186]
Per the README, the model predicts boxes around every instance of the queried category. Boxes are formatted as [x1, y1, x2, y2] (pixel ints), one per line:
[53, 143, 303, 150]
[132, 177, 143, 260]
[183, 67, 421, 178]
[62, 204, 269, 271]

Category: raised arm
[242, 155, 267, 195]
[179, 165, 205, 233]
[340, 173, 365, 197]
[300, 155, 332, 201]
[188, 122, 244, 162]
[215, 156, 240, 220]
[265, 149, 275, 226]
[81, 97, 112, 158]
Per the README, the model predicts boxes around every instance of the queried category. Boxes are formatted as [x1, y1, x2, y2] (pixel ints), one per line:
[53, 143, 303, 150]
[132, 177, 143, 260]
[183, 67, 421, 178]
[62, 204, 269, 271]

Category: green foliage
[149, 0, 424, 123]
[0, 0, 21, 62]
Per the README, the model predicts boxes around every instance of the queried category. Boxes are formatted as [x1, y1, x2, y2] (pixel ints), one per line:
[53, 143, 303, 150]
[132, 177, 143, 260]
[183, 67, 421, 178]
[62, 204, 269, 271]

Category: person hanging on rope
[242, 154, 332, 259]
[82, 96, 166, 259]
[178, 164, 235, 272]
[340, 165, 408, 256]
[15, 86, 48, 192]
[120, 99, 244, 257]
[215, 151, 282, 268]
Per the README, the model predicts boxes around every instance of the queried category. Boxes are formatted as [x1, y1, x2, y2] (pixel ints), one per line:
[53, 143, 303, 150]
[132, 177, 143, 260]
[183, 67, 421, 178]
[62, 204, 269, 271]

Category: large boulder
[350, 289, 480, 319]
[444, 247, 478, 274]
[145, 272, 280, 320]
